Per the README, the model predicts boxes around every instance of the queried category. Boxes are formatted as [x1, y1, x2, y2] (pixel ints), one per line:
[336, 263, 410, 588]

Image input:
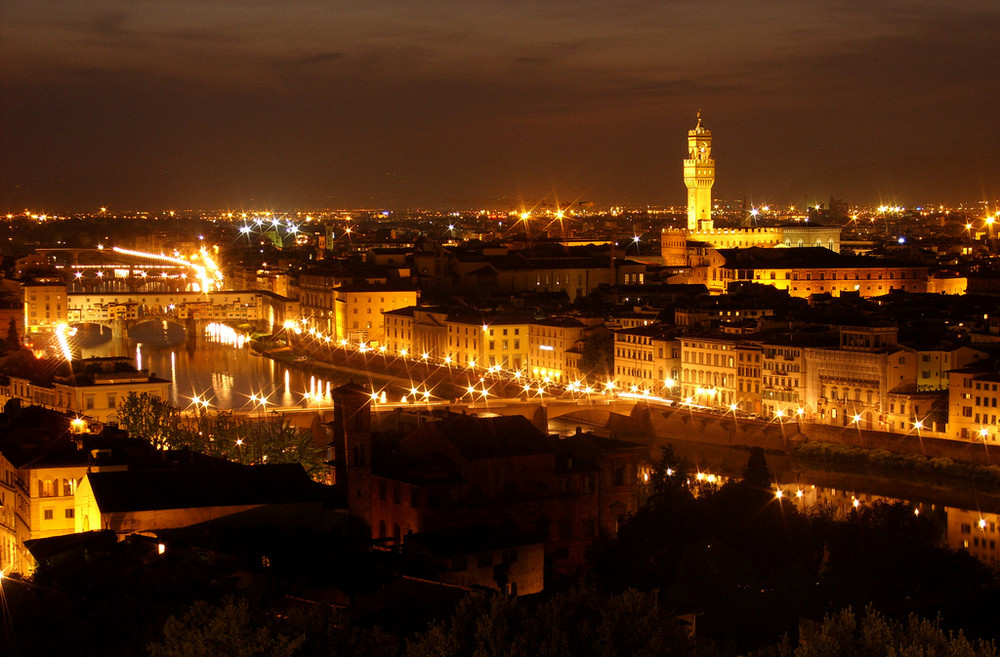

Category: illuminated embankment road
[240, 341, 647, 431]
[260, 341, 601, 407]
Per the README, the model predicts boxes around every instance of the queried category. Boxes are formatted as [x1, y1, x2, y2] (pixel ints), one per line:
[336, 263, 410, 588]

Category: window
[612, 467, 625, 487]
[502, 549, 518, 563]
[583, 519, 596, 538]
[477, 553, 493, 568]
[44, 509, 54, 520]
[451, 556, 468, 572]
[65, 508, 75, 519]
[582, 474, 595, 494]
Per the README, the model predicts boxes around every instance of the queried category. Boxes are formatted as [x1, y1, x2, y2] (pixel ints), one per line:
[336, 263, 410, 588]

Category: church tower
[332, 382, 374, 534]
[684, 111, 715, 231]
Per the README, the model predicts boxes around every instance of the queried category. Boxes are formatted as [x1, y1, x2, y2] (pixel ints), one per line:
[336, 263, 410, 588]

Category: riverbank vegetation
[793, 441, 1000, 491]
[116, 392, 327, 479]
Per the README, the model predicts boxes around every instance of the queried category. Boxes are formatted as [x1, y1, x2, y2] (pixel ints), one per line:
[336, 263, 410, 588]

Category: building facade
[0, 357, 170, 424]
[22, 280, 69, 338]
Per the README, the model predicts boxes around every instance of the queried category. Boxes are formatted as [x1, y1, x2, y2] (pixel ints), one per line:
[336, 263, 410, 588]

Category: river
[74, 323, 351, 410]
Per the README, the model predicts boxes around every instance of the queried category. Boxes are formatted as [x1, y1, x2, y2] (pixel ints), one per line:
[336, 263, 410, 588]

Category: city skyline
[3, 1, 1000, 212]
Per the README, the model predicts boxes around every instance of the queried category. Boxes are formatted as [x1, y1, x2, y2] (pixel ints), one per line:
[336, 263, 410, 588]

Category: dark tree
[4, 317, 20, 351]
[117, 391, 183, 449]
[742, 446, 773, 491]
[578, 331, 614, 380]
[644, 445, 689, 508]
[819, 501, 992, 609]
[406, 588, 696, 657]
[148, 597, 303, 657]
[779, 606, 999, 657]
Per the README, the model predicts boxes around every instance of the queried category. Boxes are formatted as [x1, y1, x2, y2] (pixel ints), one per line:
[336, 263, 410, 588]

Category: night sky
[3, 1, 999, 212]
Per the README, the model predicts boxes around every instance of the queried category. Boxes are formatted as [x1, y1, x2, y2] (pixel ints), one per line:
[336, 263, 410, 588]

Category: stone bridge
[71, 314, 200, 341]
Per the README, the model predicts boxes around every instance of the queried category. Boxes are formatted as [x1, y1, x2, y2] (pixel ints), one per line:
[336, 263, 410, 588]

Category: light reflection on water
[76, 324, 347, 410]
[780, 484, 1000, 571]
[657, 437, 1000, 572]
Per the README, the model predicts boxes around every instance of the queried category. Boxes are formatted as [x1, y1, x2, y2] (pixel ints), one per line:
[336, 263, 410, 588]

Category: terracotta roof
[87, 463, 322, 513]
[717, 246, 918, 270]
[433, 415, 555, 460]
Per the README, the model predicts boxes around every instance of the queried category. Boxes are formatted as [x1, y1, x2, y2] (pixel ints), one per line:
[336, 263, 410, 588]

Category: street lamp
[912, 418, 926, 455]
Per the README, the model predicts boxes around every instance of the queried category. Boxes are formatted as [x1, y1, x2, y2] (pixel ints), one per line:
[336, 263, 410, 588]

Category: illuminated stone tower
[684, 111, 715, 231]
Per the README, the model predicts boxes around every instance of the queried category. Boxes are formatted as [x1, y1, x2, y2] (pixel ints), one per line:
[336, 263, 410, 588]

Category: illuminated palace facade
[660, 113, 965, 298]
[663, 113, 845, 271]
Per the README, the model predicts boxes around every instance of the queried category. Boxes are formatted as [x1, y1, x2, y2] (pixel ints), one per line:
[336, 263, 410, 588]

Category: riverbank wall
[615, 405, 1000, 468]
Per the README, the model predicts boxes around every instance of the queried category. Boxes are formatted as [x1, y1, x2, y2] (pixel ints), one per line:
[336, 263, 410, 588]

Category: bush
[793, 441, 1000, 489]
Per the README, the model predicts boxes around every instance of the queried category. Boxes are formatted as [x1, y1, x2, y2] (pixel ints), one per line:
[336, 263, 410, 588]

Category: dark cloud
[2, 0, 999, 210]
[281, 51, 345, 67]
